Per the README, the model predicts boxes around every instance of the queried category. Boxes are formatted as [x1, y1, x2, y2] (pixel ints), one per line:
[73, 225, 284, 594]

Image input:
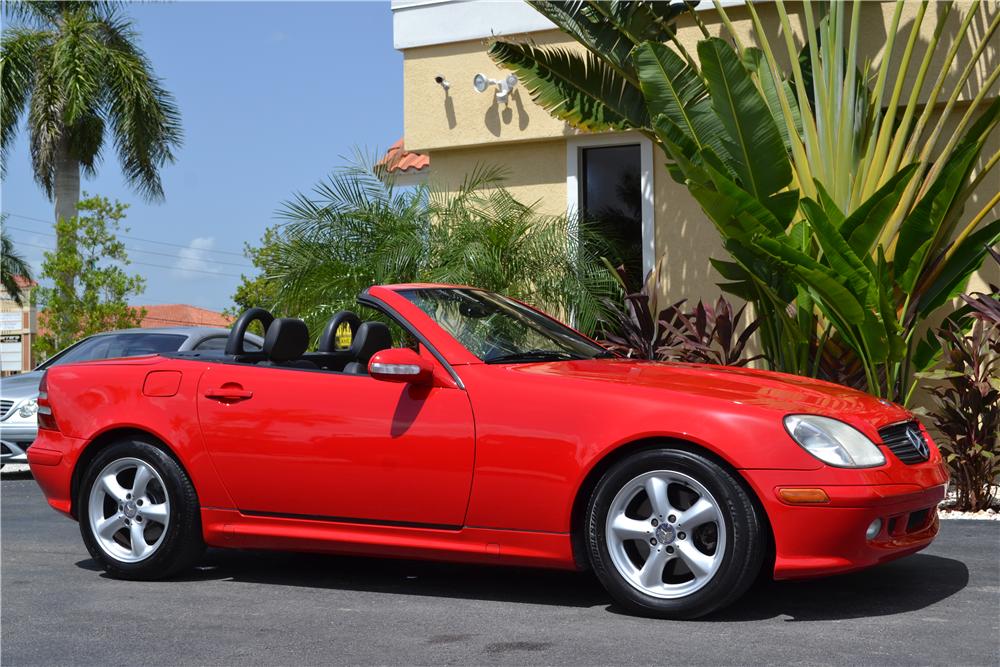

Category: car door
[195, 358, 476, 527]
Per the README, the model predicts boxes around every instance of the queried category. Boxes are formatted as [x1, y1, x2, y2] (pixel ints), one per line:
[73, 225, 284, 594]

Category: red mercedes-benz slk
[28, 284, 948, 618]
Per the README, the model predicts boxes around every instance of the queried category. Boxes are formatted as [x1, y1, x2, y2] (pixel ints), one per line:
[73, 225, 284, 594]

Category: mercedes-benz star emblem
[906, 427, 929, 459]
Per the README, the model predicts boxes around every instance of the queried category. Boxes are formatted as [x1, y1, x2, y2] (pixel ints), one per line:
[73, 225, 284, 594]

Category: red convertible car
[28, 284, 948, 618]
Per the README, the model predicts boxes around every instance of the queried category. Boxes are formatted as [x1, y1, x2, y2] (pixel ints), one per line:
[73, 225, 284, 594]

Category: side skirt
[200, 508, 577, 570]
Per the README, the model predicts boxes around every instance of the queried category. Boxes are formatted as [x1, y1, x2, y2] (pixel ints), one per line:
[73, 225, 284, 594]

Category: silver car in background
[0, 326, 261, 466]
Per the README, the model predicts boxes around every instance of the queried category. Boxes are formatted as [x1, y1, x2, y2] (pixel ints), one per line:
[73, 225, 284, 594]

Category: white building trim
[392, 0, 750, 50]
[392, 0, 555, 50]
[566, 132, 655, 279]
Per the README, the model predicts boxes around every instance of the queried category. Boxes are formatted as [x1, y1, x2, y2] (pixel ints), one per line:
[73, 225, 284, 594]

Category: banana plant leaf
[799, 197, 876, 303]
[697, 37, 792, 200]
[840, 164, 919, 257]
[634, 41, 734, 176]
[917, 219, 1000, 319]
[896, 141, 981, 291]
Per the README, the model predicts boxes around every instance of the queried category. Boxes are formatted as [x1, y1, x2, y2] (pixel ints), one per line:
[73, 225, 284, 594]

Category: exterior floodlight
[472, 73, 519, 104]
[496, 74, 518, 103]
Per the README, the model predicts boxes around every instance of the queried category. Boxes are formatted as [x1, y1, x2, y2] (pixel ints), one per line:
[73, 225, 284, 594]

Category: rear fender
[44, 360, 235, 513]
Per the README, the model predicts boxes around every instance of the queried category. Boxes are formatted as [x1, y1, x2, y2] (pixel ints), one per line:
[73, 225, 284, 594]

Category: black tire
[586, 447, 764, 619]
[78, 438, 203, 580]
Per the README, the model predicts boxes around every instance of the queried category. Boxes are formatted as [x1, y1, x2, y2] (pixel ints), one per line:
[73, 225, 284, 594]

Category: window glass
[43, 333, 187, 367]
[581, 144, 643, 286]
[356, 304, 418, 352]
[399, 288, 609, 363]
[193, 336, 228, 351]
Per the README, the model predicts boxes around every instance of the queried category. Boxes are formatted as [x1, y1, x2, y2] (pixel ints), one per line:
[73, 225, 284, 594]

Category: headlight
[784, 415, 885, 468]
[17, 399, 38, 418]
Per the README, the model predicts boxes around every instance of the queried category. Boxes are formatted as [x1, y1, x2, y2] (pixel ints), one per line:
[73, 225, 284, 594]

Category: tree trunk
[53, 142, 80, 228]
[52, 138, 80, 347]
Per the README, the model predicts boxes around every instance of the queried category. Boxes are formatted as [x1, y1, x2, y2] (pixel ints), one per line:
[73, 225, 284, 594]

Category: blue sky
[1, 1, 401, 313]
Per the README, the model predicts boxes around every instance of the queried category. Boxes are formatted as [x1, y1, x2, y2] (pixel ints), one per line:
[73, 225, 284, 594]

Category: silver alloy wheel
[87, 457, 170, 563]
[605, 469, 726, 599]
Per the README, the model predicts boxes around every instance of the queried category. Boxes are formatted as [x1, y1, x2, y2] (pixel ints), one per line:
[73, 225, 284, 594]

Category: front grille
[879, 421, 930, 464]
[0, 399, 12, 416]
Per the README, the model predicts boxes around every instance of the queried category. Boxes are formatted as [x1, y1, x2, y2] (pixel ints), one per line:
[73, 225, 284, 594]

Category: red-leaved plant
[918, 248, 1000, 512]
[600, 261, 763, 367]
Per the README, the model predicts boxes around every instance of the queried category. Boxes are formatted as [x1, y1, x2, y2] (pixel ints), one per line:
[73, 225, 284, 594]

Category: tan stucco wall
[426, 139, 567, 217]
[403, 31, 573, 154]
[404, 2, 997, 152]
[404, 1, 999, 304]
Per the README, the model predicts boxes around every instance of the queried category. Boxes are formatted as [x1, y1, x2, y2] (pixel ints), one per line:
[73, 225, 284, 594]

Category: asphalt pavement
[2, 471, 998, 666]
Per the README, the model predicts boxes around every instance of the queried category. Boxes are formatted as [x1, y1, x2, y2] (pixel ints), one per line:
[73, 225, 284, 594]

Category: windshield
[398, 288, 611, 363]
[37, 333, 188, 369]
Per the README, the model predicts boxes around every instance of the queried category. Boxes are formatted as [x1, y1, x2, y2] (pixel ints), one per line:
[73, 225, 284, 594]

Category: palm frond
[25, 41, 61, 197]
[0, 28, 49, 174]
[101, 31, 182, 201]
[488, 41, 647, 133]
[257, 153, 620, 336]
[0, 222, 34, 306]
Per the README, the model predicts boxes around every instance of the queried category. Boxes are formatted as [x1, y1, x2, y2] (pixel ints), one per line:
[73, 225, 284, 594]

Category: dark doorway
[580, 144, 643, 288]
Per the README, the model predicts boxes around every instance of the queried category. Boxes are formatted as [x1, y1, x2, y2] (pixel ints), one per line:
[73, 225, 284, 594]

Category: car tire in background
[78, 438, 203, 580]
[586, 447, 764, 619]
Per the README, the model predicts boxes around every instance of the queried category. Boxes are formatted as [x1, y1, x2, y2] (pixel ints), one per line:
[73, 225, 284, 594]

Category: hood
[511, 359, 911, 428]
[0, 370, 44, 401]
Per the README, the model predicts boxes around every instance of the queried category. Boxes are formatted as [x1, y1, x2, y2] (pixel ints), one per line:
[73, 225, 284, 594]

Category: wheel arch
[569, 437, 776, 573]
[69, 427, 191, 519]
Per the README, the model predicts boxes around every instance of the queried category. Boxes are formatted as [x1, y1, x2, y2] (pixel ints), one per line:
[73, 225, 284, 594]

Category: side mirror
[368, 348, 434, 385]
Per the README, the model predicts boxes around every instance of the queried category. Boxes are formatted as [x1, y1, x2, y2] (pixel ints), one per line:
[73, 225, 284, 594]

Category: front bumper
[0, 421, 37, 463]
[743, 460, 949, 580]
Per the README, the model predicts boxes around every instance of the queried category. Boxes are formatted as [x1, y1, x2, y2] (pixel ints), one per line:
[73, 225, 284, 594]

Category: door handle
[204, 386, 253, 402]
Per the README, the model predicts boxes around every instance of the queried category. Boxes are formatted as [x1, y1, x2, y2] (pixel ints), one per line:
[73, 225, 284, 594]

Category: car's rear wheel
[586, 448, 764, 619]
[79, 439, 203, 579]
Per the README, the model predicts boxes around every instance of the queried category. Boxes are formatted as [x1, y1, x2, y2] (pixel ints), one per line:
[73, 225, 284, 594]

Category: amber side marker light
[778, 488, 830, 504]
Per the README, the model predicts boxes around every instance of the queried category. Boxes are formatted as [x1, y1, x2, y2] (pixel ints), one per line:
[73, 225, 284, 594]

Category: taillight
[36, 371, 58, 431]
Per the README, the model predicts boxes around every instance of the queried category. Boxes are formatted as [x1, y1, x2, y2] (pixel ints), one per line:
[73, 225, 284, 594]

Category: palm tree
[1, 1, 181, 269]
[1, 221, 34, 306]
[251, 152, 620, 337]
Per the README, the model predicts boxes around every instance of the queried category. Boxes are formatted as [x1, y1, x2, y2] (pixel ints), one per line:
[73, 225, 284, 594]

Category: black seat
[258, 318, 317, 369]
[343, 322, 393, 375]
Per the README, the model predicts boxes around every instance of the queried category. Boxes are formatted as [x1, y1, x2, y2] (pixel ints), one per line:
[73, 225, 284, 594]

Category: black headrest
[318, 311, 362, 353]
[264, 318, 310, 362]
[349, 321, 392, 364]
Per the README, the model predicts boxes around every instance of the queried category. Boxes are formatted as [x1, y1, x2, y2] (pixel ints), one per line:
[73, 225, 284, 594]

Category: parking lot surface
[3, 472, 998, 666]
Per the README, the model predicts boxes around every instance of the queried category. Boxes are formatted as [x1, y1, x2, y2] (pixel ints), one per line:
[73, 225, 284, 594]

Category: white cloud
[173, 237, 220, 280]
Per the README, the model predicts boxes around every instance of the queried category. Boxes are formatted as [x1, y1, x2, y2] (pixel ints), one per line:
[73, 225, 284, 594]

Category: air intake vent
[878, 421, 930, 464]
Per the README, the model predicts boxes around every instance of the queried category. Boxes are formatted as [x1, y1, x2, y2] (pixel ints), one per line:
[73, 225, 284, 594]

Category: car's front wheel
[586, 448, 764, 618]
[79, 438, 203, 579]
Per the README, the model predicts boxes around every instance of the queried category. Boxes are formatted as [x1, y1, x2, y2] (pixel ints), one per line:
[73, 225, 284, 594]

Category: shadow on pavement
[79, 547, 969, 619]
[704, 553, 969, 622]
[83, 549, 609, 608]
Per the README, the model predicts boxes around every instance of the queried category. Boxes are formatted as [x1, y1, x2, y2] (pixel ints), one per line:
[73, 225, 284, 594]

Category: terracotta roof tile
[133, 304, 232, 329]
[377, 139, 430, 174]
